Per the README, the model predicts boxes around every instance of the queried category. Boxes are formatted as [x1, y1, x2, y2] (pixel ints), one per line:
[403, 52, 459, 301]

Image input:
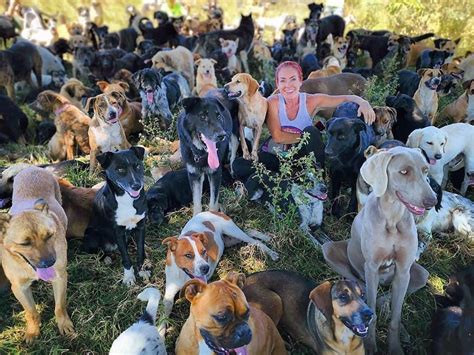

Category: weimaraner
[322, 146, 437, 354]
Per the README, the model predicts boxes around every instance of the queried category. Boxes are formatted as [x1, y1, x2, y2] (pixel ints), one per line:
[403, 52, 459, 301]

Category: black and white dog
[109, 288, 166, 355]
[178, 97, 232, 215]
[132, 67, 190, 129]
[83, 147, 148, 286]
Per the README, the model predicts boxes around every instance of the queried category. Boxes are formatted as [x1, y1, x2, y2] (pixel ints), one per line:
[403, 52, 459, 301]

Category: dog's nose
[223, 84, 229, 92]
[434, 153, 442, 160]
[216, 132, 227, 142]
[324, 147, 334, 156]
[361, 308, 374, 322]
[38, 258, 56, 269]
[131, 183, 141, 191]
[423, 195, 438, 208]
[200, 264, 209, 275]
[320, 185, 328, 194]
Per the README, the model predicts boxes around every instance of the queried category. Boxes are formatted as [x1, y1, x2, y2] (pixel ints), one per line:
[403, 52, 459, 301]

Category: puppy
[175, 272, 287, 355]
[60, 78, 93, 112]
[161, 212, 279, 335]
[220, 38, 241, 74]
[87, 93, 131, 174]
[193, 58, 218, 97]
[109, 288, 166, 355]
[83, 147, 148, 286]
[243, 270, 374, 354]
[151, 45, 195, 89]
[224, 73, 268, 162]
[32, 90, 91, 161]
[0, 167, 74, 342]
[440, 79, 474, 124]
[413, 68, 443, 124]
[406, 123, 474, 195]
[178, 97, 232, 215]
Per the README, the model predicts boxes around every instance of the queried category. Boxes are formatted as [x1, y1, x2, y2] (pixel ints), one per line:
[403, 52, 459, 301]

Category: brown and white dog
[224, 73, 268, 162]
[194, 58, 218, 97]
[220, 38, 241, 75]
[372, 106, 397, 145]
[176, 272, 287, 355]
[86, 93, 131, 174]
[0, 167, 75, 342]
[440, 79, 474, 124]
[413, 68, 443, 124]
[160, 211, 279, 336]
[32, 91, 91, 161]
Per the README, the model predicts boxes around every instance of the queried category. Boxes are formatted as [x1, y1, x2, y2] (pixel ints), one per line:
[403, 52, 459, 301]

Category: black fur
[301, 53, 320, 79]
[0, 95, 28, 143]
[416, 49, 451, 70]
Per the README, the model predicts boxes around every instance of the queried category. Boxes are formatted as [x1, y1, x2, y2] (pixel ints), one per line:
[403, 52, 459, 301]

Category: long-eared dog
[83, 147, 148, 286]
[160, 211, 279, 336]
[178, 96, 232, 215]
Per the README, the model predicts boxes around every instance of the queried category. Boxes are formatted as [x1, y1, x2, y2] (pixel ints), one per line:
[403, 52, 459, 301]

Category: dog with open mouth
[413, 68, 443, 124]
[178, 96, 232, 215]
[86, 93, 131, 174]
[82, 147, 148, 286]
[243, 270, 374, 354]
[0, 166, 75, 343]
[160, 211, 279, 337]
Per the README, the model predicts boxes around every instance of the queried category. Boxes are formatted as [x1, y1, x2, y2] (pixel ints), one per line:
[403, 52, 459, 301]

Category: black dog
[398, 69, 458, 97]
[325, 103, 376, 216]
[316, 15, 345, 45]
[132, 67, 189, 130]
[416, 49, 451, 69]
[178, 96, 232, 215]
[386, 94, 430, 143]
[308, 2, 324, 20]
[83, 147, 148, 286]
[0, 95, 28, 143]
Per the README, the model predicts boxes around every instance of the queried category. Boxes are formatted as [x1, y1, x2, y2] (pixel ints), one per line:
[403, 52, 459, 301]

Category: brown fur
[0, 167, 74, 342]
[60, 78, 92, 112]
[194, 58, 218, 97]
[414, 68, 443, 124]
[152, 46, 195, 89]
[439, 80, 474, 123]
[0, 58, 15, 101]
[373, 106, 397, 144]
[308, 65, 342, 79]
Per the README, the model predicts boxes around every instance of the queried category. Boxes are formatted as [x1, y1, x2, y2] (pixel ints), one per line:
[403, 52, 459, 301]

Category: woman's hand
[356, 98, 376, 125]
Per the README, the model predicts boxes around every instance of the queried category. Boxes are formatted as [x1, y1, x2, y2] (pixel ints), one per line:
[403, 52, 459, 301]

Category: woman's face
[277, 66, 302, 100]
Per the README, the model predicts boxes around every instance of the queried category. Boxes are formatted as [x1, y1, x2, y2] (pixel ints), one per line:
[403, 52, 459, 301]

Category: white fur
[467, 94, 474, 121]
[90, 119, 124, 153]
[291, 184, 324, 231]
[123, 267, 136, 286]
[115, 193, 146, 230]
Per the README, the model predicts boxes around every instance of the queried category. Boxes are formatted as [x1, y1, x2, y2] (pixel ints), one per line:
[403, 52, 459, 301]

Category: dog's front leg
[134, 221, 150, 281]
[239, 118, 251, 160]
[239, 50, 249, 73]
[229, 134, 239, 175]
[159, 276, 184, 338]
[364, 262, 380, 354]
[52, 270, 75, 336]
[89, 148, 97, 175]
[190, 172, 204, 215]
[208, 169, 222, 212]
[115, 228, 136, 286]
[10, 282, 40, 343]
[64, 131, 75, 161]
[388, 265, 411, 355]
[251, 126, 263, 161]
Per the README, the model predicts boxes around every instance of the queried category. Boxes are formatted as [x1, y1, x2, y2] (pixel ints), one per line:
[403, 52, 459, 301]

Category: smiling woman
[232, 60, 376, 185]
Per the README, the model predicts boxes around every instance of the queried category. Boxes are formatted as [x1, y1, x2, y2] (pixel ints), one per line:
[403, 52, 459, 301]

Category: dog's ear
[84, 95, 98, 116]
[364, 145, 379, 159]
[96, 80, 109, 92]
[387, 107, 397, 123]
[406, 128, 423, 148]
[96, 151, 114, 169]
[210, 59, 217, 65]
[64, 84, 76, 98]
[131, 71, 141, 87]
[462, 79, 473, 90]
[195, 58, 202, 66]
[417, 68, 428, 77]
[33, 198, 49, 214]
[309, 281, 333, 321]
[116, 81, 130, 92]
[130, 146, 145, 161]
[454, 38, 461, 45]
[0, 213, 12, 240]
[219, 37, 225, 46]
[162, 236, 178, 251]
[360, 150, 393, 197]
[247, 75, 259, 96]
[182, 97, 201, 112]
[195, 232, 209, 248]
[181, 279, 207, 302]
[225, 272, 246, 289]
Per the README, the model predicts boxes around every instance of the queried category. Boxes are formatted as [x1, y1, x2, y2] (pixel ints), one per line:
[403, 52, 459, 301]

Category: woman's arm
[307, 94, 376, 124]
[266, 97, 301, 144]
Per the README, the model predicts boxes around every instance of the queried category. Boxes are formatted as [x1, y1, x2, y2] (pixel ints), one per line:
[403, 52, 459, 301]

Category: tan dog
[413, 68, 443, 124]
[252, 39, 272, 62]
[323, 146, 436, 354]
[224, 73, 268, 162]
[89, 0, 104, 26]
[0, 167, 75, 342]
[60, 78, 92, 112]
[86, 93, 131, 174]
[220, 38, 241, 75]
[97, 80, 143, 138]
[332, 36, 349, 69]
[176, 272, 287, 355]
[151, 46, 194, 89]
[33, 91, 90, 161]
[66, 23, 83, 36]
[440, 79, 474, 123]
[194, 58, 218, 97]
[307, 64, 342, 79]
[373, 106, 397, 145]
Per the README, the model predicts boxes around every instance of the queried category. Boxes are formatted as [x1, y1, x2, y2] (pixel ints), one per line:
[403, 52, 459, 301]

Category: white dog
[407, 123, 474, 195]
[109, 288, 166, 355]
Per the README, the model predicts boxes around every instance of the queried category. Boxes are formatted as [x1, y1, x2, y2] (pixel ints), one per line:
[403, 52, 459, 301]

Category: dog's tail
[411, 32, 435, 43]
[138, 287, 161, 326]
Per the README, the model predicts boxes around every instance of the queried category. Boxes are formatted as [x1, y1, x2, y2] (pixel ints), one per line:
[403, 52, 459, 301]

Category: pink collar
[54, 103, 71, 116]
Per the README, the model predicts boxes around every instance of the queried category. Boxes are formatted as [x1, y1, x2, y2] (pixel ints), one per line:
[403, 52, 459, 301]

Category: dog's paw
[122, 267, 136, 286]
[268, 250, 279, 261]
[24, 329, 40, 344]
[57, 316, 75, 336]
[138, 269, 151, 282]
[103, 256, 113, 265]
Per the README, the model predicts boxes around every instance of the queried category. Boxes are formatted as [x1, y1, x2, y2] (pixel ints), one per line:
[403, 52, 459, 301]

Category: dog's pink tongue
[146, 92, 154, 104]
[429, 158, 437, 165]
[202, 135, 219, 170]
[129, 189, 141, 198]
[232, 346, 248, 355]
[36, 267, 56, 282]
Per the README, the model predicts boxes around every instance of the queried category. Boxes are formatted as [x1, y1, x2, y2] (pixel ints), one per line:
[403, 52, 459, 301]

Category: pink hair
[275, 61, 303, 84]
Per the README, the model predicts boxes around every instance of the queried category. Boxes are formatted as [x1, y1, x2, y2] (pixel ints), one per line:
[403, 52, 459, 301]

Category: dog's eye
[135, 163, 141, 170]
[45, 233, 53, 241]
[213, 313, 229, 323]
[338, 135, 345, 140]
[399, 169, 408, 175]
[201, 115, 207, 121]
[440, 142, 444, 146]
[201, 249, 207, 256]
[236, 80, 240, 83]
[185, 253, 193, 259]
[423, 167, 429, 174]
[339, 293, 349, 303]
[426, 142, 433, 145]
[19, 240, 32, 246]
[217, 114, 222, 121]
[117, 168, 126, 174]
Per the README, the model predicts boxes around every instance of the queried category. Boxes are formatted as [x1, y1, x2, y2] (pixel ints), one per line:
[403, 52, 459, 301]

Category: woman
[232, 61, 375, 182]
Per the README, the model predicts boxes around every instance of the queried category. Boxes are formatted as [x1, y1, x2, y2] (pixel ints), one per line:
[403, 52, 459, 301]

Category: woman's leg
[295, 126, 326, 169]
[232, 152, 281, 182]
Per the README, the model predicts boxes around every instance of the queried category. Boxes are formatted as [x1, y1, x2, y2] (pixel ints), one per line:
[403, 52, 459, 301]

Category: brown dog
[175, 272, 287, 355]
[0, 167, 74, 342]
[97, 80, 143, 138]
[33, 91, 90, 161]
[86, 93, 131, 174]
[193, 58, 218, 97]
[224, 73, 268, 162]
[373, 106, 397, 145]
[60, 78, 92, 112]
[414, 68, 443, 124]
[439, 79, 474, 123]
[151, 46, 195, 89]
[243, 270, 373, 355]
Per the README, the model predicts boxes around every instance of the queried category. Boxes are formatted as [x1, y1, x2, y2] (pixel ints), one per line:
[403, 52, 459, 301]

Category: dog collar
[54, 103, 71, 116]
